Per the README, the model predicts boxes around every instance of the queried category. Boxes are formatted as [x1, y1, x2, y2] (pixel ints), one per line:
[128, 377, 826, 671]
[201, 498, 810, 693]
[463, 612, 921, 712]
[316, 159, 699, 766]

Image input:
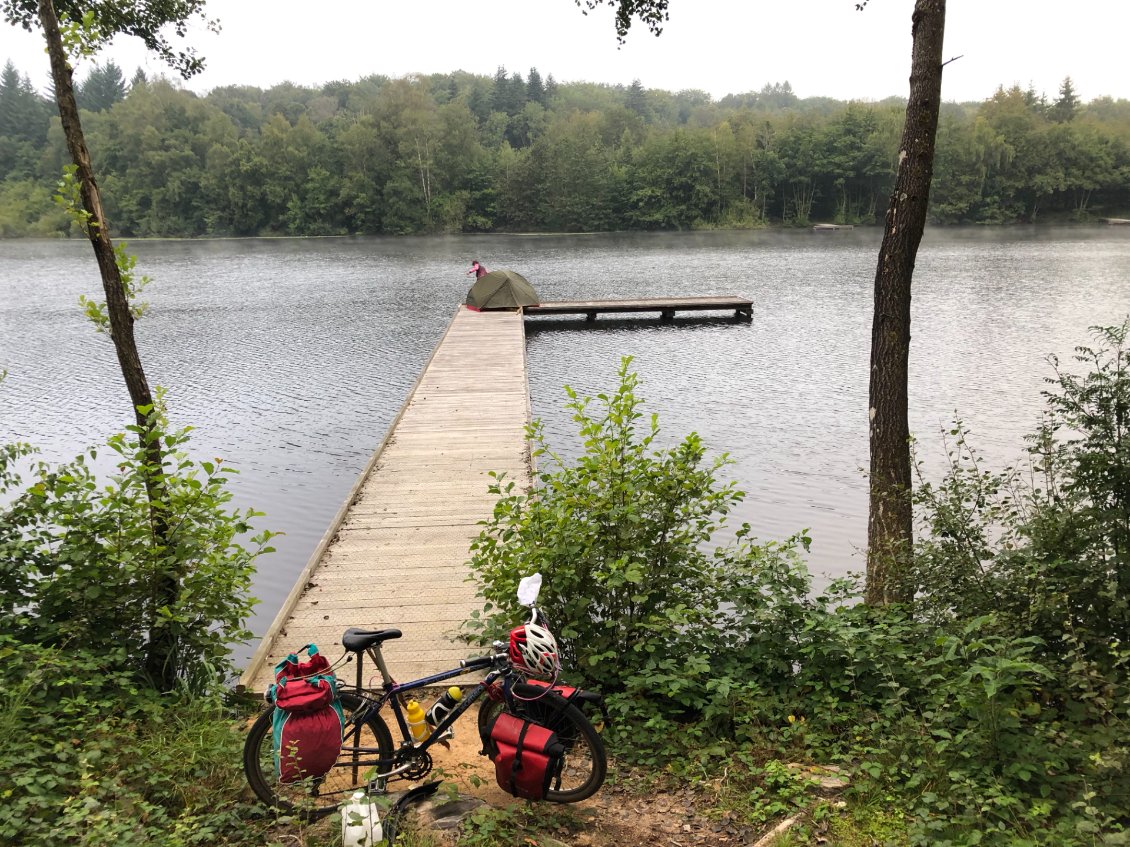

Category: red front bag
[483, 711, 565, 800]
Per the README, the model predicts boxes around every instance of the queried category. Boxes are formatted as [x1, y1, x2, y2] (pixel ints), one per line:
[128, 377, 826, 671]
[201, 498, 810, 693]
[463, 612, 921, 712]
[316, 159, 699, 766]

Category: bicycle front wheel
[478, 693, 607, 802]
[243, 692, 394, 819]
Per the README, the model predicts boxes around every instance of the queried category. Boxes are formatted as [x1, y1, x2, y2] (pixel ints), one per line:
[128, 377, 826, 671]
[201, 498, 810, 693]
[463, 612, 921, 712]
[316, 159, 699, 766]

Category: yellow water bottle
[405, 699, 428, 742]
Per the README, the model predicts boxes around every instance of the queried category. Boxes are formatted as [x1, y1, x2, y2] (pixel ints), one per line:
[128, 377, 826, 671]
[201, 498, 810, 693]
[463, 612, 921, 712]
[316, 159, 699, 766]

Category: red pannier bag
[266, 645, 345, 784]
[521, 678, 579, 698]
[517, 679, 610, 731]
[482, 711, 565, 800]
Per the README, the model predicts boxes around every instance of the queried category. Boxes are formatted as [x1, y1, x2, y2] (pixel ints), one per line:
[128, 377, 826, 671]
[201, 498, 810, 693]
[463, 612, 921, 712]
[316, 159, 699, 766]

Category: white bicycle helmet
[508, 621, 560, 678]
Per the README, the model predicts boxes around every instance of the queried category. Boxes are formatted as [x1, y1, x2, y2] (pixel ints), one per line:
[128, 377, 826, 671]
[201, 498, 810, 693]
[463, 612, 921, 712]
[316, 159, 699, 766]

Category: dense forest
[1, 59, 1129, 237]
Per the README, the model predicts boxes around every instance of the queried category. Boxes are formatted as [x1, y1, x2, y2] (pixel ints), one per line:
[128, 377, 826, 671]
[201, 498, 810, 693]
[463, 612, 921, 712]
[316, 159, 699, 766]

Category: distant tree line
[1, 61, 1128, 237]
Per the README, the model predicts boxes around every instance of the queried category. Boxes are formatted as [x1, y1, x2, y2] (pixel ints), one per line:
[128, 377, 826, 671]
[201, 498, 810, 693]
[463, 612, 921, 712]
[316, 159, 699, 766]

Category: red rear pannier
[482, 711, 565, 800]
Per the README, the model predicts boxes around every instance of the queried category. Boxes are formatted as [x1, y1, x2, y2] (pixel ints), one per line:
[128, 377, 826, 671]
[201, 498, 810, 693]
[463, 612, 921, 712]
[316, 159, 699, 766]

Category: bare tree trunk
[415, 135, 433, 224]
[715, 133, 723, 218]
[1075, 189, 1091, 215]
[866, 0, 946, 606]
[792, 182, 814, 222]
[38, 0, 177, 689]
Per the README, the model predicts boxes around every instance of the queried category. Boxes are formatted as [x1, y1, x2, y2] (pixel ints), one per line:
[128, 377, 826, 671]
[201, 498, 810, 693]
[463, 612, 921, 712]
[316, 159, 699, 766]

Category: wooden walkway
[524, 295, 752, 321]
[240, 293, 752, 695]
[239, 307, 532, 694]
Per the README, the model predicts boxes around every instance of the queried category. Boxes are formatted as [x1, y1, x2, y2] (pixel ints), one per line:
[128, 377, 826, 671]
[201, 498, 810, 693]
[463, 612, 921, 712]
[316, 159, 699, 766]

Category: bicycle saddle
[342, 627, 403, 652]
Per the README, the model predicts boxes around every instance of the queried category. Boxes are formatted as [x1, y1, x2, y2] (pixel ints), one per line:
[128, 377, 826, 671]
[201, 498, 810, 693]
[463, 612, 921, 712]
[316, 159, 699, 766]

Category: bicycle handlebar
[460, 652, 508, 670]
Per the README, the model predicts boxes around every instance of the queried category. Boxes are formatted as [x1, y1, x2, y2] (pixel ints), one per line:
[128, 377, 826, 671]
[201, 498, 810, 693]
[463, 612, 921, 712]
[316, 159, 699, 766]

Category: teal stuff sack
[266, 644, 345, 784]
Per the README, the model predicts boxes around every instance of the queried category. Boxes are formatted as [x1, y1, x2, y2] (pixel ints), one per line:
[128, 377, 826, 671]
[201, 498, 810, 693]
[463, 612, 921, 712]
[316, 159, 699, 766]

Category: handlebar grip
[459, 655, 495, 670]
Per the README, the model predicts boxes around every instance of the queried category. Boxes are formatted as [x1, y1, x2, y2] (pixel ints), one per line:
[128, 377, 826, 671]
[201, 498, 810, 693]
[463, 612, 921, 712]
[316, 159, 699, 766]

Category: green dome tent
[466, 270, 539, 310]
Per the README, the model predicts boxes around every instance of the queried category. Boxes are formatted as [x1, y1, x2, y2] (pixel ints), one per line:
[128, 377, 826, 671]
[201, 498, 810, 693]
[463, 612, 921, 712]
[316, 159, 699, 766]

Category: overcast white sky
[2, 1, 1128, 105]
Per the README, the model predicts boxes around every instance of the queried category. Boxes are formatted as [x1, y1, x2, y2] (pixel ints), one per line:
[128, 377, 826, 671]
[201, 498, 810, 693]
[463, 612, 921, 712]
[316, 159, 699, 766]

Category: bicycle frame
[333, 642, 509, 782]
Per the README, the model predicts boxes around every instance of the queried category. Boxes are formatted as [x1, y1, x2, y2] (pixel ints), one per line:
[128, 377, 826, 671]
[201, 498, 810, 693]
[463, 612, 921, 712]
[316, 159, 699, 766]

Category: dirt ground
[252, 699, 835, 846]
[411, 718, 783, 847]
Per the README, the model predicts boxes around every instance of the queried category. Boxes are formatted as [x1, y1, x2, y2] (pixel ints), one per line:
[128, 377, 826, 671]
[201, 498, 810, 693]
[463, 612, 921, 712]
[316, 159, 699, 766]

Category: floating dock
[240, 296, 750, 694]
[524, 295, 752, 321]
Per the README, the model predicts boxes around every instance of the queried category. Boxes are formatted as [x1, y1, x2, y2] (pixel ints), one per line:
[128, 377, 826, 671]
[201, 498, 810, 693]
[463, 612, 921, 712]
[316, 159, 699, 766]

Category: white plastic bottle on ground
[341, 791, 382, 847]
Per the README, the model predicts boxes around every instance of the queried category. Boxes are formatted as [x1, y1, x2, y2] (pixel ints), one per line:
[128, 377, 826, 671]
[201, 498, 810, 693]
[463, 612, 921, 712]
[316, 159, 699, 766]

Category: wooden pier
[240, 294, 751, 694]
[239, 307, 531, 693]
[524, 295, 752, 322]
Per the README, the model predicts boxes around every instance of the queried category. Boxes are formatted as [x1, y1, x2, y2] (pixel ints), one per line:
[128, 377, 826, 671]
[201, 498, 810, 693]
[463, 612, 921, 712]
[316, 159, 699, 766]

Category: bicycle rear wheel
[243, 692, 394, 819]
[478, 692, 607, 802]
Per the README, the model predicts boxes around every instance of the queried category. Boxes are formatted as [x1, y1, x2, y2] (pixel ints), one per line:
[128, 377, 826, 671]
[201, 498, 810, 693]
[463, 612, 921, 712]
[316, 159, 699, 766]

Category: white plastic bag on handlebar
[517, 573, 542, 608]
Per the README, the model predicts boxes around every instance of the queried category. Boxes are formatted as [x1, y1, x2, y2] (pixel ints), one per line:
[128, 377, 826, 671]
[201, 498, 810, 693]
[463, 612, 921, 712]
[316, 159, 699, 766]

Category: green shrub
[467, 334, 1130, 844]
[913, 320, 1130, 664]
[888, 319, 1130, 843]
[0, 633, 259, 847]
[466, 357, 812, 733]
[0, 408, 275, 690]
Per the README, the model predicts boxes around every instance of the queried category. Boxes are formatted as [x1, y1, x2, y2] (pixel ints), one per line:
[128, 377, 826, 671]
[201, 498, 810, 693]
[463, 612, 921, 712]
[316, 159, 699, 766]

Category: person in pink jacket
[467, 260, 488, 278]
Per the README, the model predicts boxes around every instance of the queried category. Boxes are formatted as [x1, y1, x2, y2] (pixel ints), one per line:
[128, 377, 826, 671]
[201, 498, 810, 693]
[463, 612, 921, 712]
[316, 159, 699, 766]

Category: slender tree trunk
[38, 0, 177, 689]
[866, 0, 946, 605]
[415, 135, 432, 223]
[1076, 189, 1090, 215]
[715, 134, 723, 218]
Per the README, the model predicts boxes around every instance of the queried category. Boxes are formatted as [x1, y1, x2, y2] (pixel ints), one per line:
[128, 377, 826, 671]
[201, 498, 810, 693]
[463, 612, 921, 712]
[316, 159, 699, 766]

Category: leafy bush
[467, 335, 1130, 845]
[0, 409, 290, 846]
[0, 408, 275, 689]
[913, 320, 1130, 663]
[897, 320, 1130, 843]
[467, 357, 811, 722]
[0, 633, 260, 847]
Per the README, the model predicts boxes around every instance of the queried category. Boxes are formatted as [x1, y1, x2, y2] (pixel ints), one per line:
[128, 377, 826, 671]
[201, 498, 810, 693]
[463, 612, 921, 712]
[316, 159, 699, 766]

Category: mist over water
[2, 228, 1129, 662]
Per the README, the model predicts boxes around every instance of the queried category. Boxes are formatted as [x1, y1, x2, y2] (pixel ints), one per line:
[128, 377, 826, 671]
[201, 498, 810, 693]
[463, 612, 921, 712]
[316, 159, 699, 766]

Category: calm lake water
[3, 228, 1129, 663]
